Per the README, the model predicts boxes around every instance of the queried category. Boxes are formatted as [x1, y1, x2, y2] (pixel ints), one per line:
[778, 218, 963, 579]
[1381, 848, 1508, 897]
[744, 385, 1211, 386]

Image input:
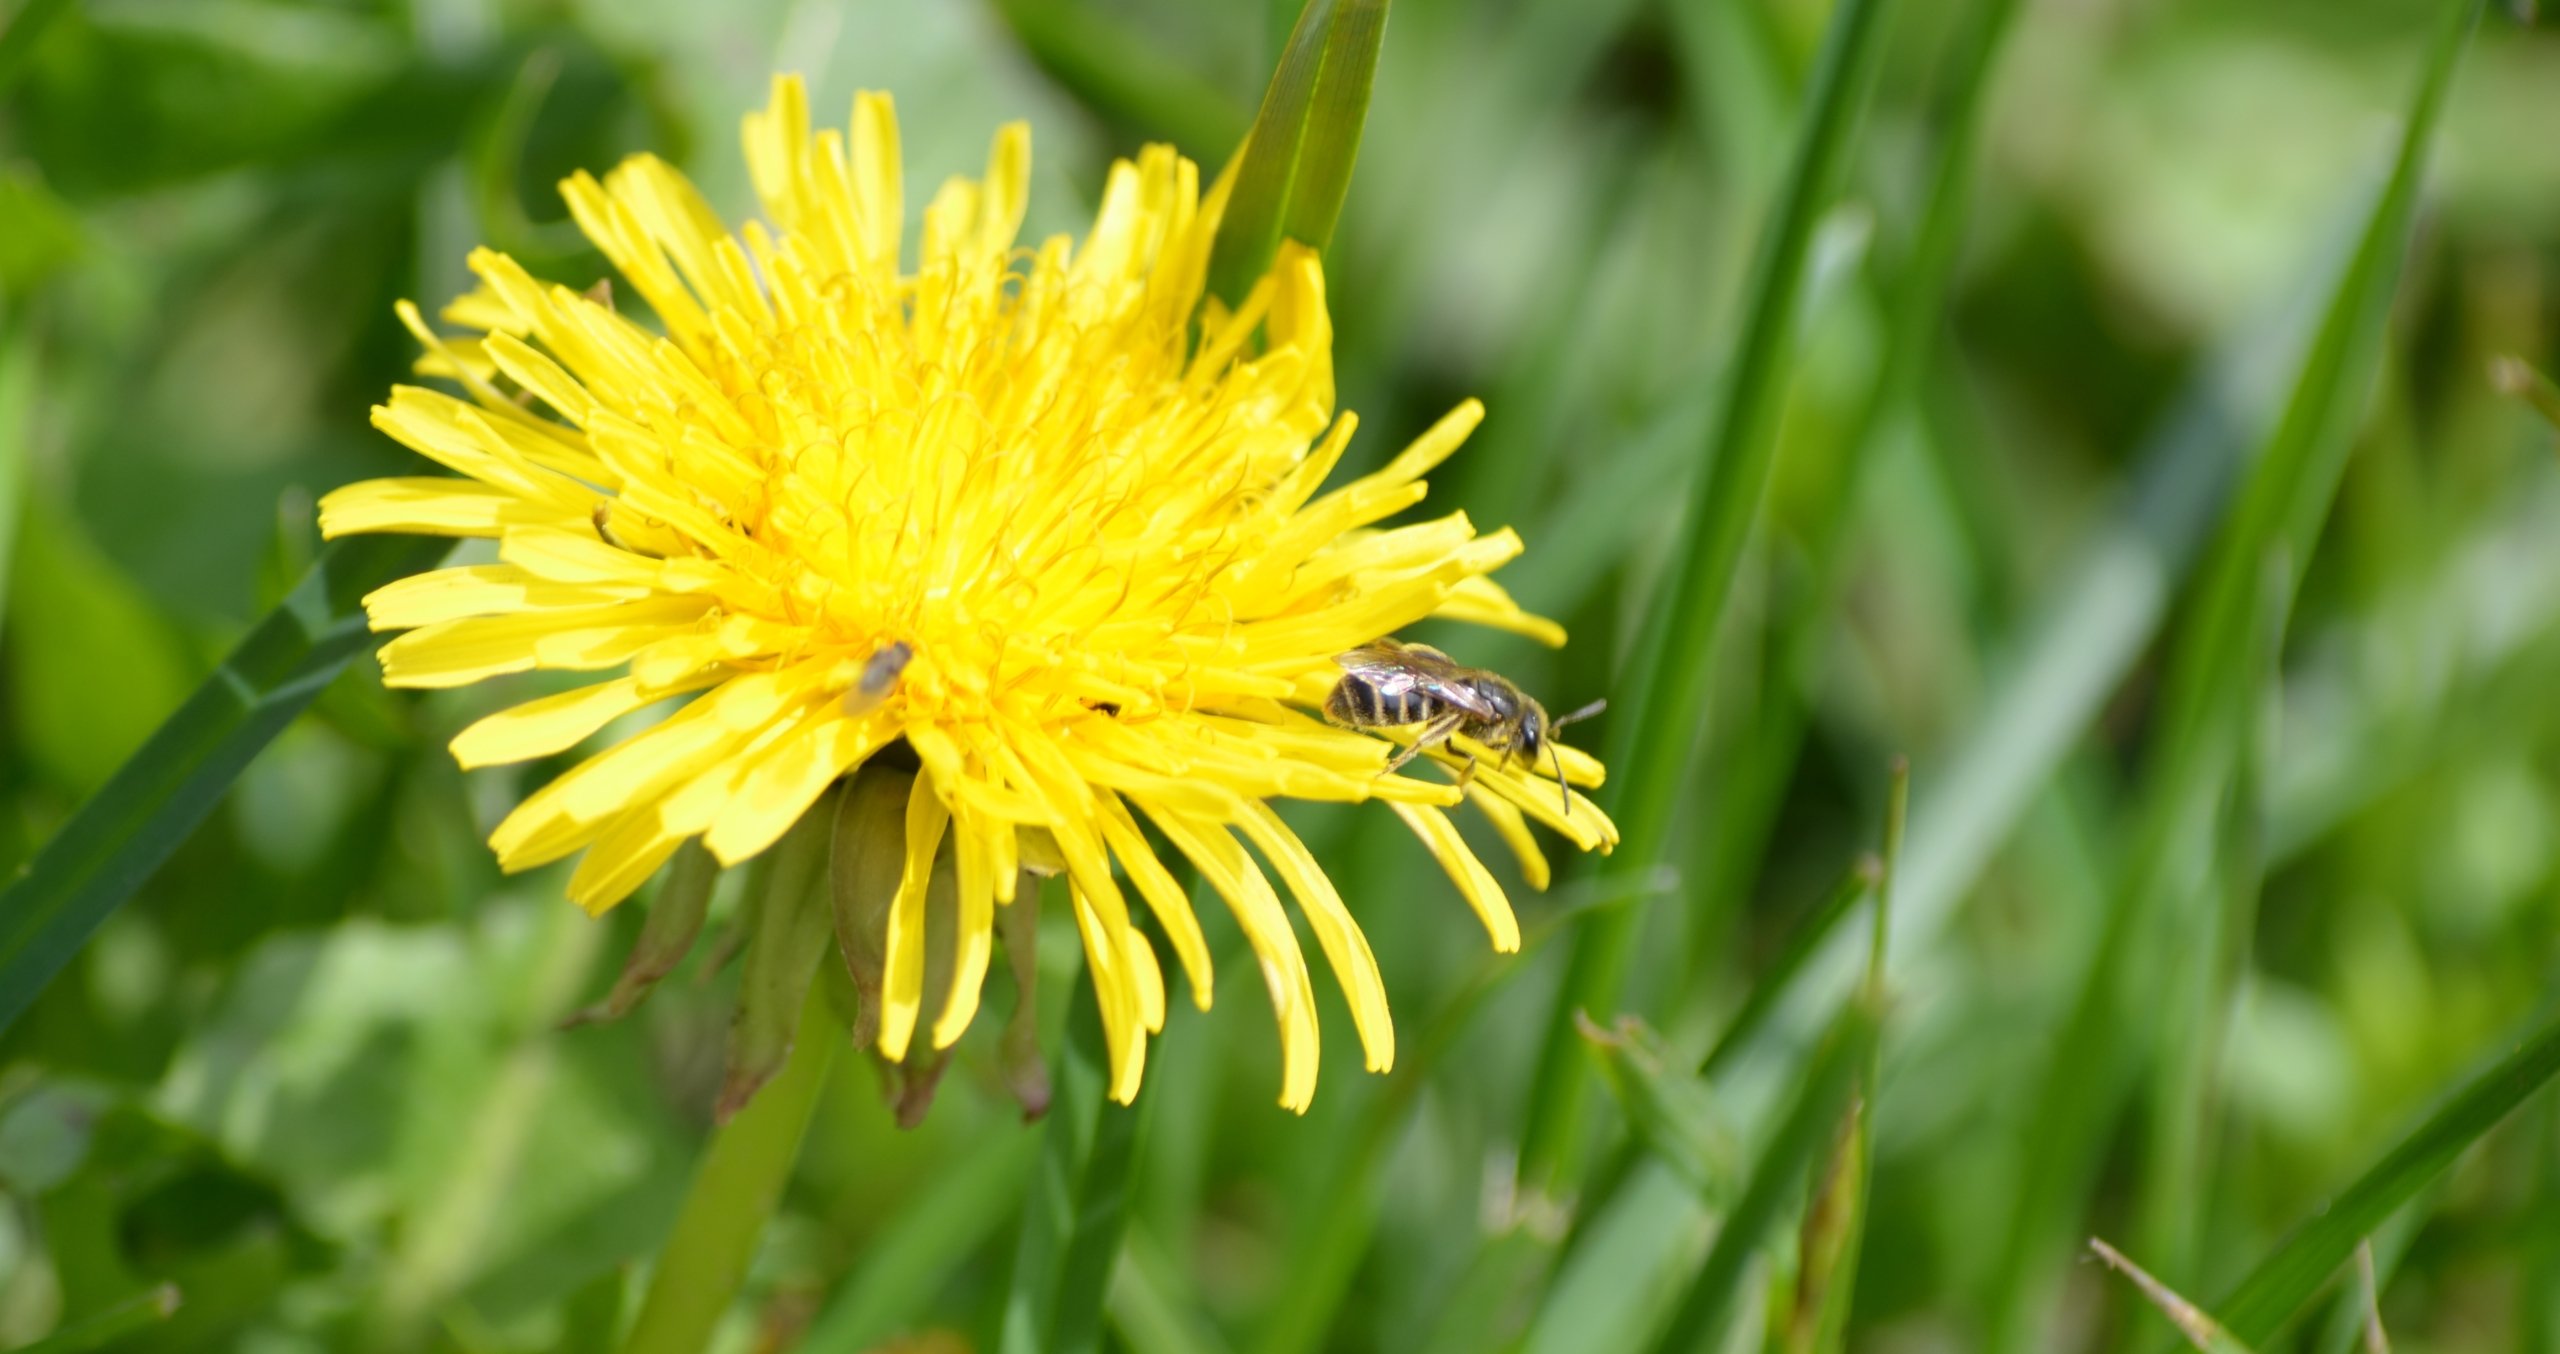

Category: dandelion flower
[321, 76, 1616, 1111]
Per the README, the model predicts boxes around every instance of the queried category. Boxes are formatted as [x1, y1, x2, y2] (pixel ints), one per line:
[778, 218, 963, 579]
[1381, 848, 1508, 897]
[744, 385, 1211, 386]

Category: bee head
[1515, 700, 1549, 758]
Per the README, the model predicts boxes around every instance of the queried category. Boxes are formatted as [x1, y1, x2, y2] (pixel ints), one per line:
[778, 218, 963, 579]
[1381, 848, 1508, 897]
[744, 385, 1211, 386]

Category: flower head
[321, 76, 1615, 1110]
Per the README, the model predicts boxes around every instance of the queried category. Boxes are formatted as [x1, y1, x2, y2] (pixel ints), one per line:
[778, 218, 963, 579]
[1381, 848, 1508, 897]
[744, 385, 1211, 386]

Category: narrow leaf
[1520, 0, 1897, 1191]
[2213, 997, 2560, 1344]
[0, 532, 448, 1035]
[1207, 0, 1389, 302]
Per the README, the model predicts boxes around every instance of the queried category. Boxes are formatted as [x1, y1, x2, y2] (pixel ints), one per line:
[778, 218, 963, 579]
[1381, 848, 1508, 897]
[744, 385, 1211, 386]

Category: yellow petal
[1392, 802, 1518, 952]
[1233, 800, 1393, 1074]
[1142, 804, 1319, 1112]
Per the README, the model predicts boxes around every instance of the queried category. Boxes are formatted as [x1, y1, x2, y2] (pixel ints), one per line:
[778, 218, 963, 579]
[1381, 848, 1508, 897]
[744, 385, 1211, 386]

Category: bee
[1324, 639, 1604, 815]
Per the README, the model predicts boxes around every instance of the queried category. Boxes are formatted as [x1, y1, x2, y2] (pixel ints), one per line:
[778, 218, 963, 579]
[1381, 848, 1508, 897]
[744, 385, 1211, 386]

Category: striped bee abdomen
[1326, 672, 1442, 729]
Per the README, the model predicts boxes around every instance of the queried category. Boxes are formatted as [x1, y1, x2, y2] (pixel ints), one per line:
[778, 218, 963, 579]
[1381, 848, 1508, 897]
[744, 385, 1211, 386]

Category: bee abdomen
[1326, 674, 1439, 728]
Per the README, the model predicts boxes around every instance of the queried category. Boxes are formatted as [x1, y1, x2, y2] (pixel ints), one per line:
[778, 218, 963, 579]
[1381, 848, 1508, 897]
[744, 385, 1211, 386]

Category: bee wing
[1333, 645, 1501, 719]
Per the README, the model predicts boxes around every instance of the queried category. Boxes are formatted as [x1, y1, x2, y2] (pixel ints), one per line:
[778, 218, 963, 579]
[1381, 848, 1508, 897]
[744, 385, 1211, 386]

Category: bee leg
[1381, 711, 1466, 776]
[1453, 752, 1479, 794]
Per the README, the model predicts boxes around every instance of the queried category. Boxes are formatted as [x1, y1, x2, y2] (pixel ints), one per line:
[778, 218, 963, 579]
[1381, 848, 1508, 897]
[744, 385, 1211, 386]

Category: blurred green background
[5, 0, 2560, 1350]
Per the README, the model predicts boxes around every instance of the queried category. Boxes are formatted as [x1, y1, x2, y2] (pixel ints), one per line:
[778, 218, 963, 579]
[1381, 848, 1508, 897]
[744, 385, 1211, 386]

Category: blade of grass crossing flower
[2212, 996, 2560, 1344]
[1646, 995, 1880, 1354]
[620, 977, 842, 1354]
[1001, 951, 1151, 1354]
[1518, 0, 1896, 1194]
[800, 1130, 1039, 1353]
[1207, 0, 1387, 303]
[1983, 6, 2479, 1344]
[0, 531, 449, 1034]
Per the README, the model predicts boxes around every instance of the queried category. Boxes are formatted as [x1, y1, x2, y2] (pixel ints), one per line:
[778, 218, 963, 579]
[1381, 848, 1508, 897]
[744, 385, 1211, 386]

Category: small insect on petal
[844, 640, 914, 716]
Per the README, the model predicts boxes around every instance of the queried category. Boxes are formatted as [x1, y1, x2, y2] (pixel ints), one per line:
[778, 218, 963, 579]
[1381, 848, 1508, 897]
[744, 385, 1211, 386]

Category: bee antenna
[1555, 698, 1607, 728]
[1553, 739, 1571, 820]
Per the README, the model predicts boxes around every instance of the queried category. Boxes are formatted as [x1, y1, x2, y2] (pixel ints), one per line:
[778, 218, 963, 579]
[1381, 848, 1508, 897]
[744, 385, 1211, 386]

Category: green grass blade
[1982, 5, 2479, 1343]
[1001, 956, 1150, 1354]
[2213, 997, 2560, 1344]
[1647, 996, 1881, 1354]
[1678, 0, 2021, 981]
[1517, 0, 1897, 1195]
[1699, 856, 1879, 1083]
[802, 1132, 1039, 1352]
[0, 531, 448, 1034]
[2131, 552, 2289, 1301]
[1208, 0, 1388, 302]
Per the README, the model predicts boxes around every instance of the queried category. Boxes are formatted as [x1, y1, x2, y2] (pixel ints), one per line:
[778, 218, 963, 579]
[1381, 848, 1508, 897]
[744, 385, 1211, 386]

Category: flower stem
[620, 979, 840, 1354]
